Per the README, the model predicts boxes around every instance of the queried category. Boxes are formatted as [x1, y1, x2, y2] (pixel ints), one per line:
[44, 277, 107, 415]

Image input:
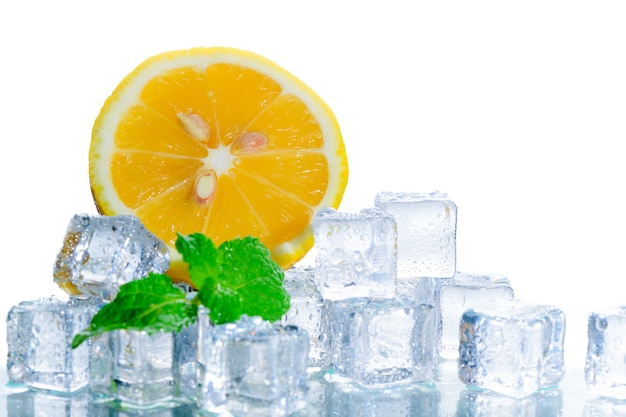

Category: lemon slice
[89, 47, 348, 285]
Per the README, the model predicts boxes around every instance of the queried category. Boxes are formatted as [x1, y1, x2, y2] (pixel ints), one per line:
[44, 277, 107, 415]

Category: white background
[0, 1, 625, 372]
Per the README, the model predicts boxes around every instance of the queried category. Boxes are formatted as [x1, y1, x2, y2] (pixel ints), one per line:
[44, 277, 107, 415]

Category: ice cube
[197, 311, 309, 416]
[280, 266, 331, 370]
[436, 272, 514, 360]
[585, 306, 626, 399]
[328, 380, 440, 417]
[329, 297, 436, 387]
[396, 277, 439, 306]
[53, 214, 169, 300]
[6, 295, 101, 392]
[313, 207, 397, 301]
[89, 324, 197, 407]
[374, 191, 457, 279]
[458, 299, 566, 398]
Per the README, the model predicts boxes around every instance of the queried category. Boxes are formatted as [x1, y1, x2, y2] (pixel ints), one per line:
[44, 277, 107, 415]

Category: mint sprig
[72, 234, 290, 348]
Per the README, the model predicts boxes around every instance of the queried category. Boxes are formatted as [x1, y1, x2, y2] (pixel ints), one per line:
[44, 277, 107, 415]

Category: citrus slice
[89, 47, 348, 286]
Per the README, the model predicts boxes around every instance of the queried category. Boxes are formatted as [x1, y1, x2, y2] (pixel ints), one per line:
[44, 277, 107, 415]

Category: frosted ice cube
[280, 266, 331, 369]
[313, 207, 397, 301]
[374, 191, 456, 279]
[53, 214, 169, 300]
[329, 297, 436, 386]
[6, 296, 100, 393]
[437, 272, 514, 360]
[585, 306, 626, 399]
[89, 325, 197, 407]
[458, 299, 566, 398]
[197, 312, 309, 416]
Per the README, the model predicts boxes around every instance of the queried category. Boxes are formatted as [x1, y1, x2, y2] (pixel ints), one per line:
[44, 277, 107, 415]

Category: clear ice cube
[53, 214, 169, 300]
[436, 272, 514, 360]
[374, 191, 457, 279]
[197, 311, 309, 416]
[329, 297, 436, 387]
[396, 277, 439, 306]
[313, 207, 397, 301]
[6, 295, 101, 392]
[458, 299, 566, 398]
[280, 266, 331, 370]
[89, 325, 197, 407]
[585, 306, 626, 399]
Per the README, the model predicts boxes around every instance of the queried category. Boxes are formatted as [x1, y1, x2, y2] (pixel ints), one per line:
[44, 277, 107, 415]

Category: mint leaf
[175, 232, 219, 290]
[178, 234, 290, 325]
[72, 234, 291, 348]
[72, 273, 197, 348]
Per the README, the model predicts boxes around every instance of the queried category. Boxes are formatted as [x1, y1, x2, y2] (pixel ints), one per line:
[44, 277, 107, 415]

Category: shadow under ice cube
[585, 306, 626, 399]
[313, 207, 397, 301]
[53, 214, 169, 300]
[330, 297, 436, 387]
[458, 300, 566, 398]
[374, 191, 456, 279]
[6, 296, 100, 393]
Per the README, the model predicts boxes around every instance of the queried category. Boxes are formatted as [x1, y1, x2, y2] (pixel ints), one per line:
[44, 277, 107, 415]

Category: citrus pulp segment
[89, 47, 348, 285]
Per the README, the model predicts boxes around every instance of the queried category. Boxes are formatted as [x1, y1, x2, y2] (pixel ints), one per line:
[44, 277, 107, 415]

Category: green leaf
[71, 273, 197, 348]
[72, 233, 291, 349]
[175, 232, 219, 290]
[178, 234, 291, 325]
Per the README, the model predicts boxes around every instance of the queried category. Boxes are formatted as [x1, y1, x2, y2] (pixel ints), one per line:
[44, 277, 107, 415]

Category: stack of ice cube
[6, 214, 174, 404]
[4, 189, 584, 414]
[308, 195, 458, 387]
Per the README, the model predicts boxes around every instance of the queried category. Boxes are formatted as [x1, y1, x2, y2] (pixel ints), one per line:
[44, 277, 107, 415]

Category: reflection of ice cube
[375, 191, 456, 279]
[458, 300, 566, 398]
[328, 379, 440, 417]
[456, 387, 563, 417]
[7, 388, 90, 417]
[585, 306, 626, 399]
[313, 207, 397, 301]
[90, 324, 198, 407]
[53, 214, 169, 300]
[6, 296, 100, 392]
[437, 272, 514, 360]
[583, 396, 626, 417]
[197, 312, 309, 416]
[281, 266, 331, 369]
[330, 297, 435, 387]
